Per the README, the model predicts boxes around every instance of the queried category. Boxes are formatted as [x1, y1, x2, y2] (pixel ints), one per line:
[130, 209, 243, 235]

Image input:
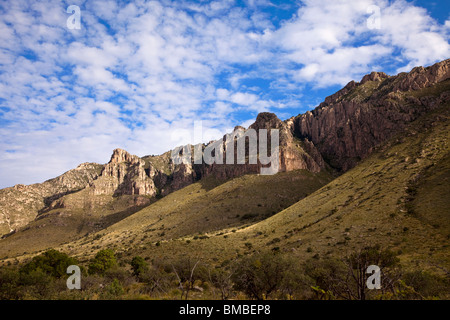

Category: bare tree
[208, 267, 234, 300]
[171, 257, 201, 300]
[305, 246, 402, 300]
[343, 245, 401, 300]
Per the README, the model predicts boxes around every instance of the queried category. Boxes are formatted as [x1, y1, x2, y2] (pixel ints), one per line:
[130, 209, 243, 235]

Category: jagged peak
[249, 112, 282, 130]
[75, 162, 102, 170]
[360, 71, 390, 84]
[109, 148, 141, 164]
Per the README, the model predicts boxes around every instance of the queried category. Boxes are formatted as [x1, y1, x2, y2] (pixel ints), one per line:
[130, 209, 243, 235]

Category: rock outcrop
[0, 162, 103, 236]
[90, 148, 157, 197]
[249, 112, 324, 173]
[292, 59, 450, 171]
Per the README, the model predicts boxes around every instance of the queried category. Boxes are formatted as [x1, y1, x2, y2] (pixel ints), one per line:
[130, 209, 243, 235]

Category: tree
[344, 245, 400, 300]
[232, 251, 293, 300]
[304, 245, 401, 300]
[208, 267, 235, 300]
[20, 249, 78, 278]
[130, 256, 148, 279]
[170, 256, 201, 300]
[303, 257, 346, 299]
[88, 249, 117, 275]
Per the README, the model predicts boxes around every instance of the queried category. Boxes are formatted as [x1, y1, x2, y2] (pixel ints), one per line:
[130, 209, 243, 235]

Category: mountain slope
[0, 163, 103, 236]
[0, 59, 449, 268]
[291, 59, 450, 171]
[0, 169, 332, 259]
[60, 101, 449, 276]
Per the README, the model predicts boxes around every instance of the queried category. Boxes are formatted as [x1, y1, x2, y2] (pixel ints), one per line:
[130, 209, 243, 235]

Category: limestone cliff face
[0, 162, 103, 236]
[155, 112, 325, 194]
[292, 59, 450, 171]
[249, 112, 324, 173]
[90, 148, 157, 197]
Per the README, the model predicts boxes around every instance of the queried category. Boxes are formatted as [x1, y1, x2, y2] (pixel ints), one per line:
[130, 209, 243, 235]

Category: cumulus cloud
[270, 0, 449, 87]
[0, 0, 448, 188]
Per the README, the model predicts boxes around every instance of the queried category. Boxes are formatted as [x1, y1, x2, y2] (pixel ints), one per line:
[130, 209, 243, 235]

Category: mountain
[290, 60, 449, 171]
[0, 59, 448, 274]
[62, 98, 448, 273]
[0, 163, 103, 236]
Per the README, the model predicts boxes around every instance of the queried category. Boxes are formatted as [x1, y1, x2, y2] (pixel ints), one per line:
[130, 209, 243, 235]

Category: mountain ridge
[0, 59, 449, 256]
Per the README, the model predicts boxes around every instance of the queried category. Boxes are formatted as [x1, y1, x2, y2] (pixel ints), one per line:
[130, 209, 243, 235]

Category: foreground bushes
[20, 249, 79, 278]
[0, 247, 448, 300]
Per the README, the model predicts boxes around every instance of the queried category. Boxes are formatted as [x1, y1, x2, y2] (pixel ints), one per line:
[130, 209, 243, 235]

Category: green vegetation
[130, 256, 149, 278]
[88, 249, 117, 275]
[20, 249, 78, 278]
[1, 247, 448, 300]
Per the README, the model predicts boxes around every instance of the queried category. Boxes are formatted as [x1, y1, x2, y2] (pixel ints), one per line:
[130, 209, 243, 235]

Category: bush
[232, 251, 296, 300]
[107, 278, 124, 297]
[88, 249, 117, 275]
[208, 267, 235, 300]
[304, 245, 401, 300]
[130, 256, 149, 278]
[20, 249, 78, 278]
[0, 267, 21, 299]
[241, 213, 258, 220]
[169, 256, 204, 299]
[403, 270, 450, 299]
[244, 242, 253, 249]
[19, 268, 57, 299]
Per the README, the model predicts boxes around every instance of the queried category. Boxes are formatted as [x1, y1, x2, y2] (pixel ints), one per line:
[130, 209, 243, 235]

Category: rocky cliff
[291, 59, 450, 171]
[90, 148, 157, 197]
[0, 163, 103, 236]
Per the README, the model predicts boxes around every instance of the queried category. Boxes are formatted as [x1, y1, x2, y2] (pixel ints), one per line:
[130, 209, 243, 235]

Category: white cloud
[272, 0, 449, 86]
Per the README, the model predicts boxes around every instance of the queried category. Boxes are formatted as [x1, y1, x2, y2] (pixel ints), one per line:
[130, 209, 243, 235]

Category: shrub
[107, 278, 124, 297]
[0, 267, 21, 299]
[88, 249, 117, 275]
[130, 256, 149, 278]
[403, 270, 450, 299]
[232, 251, 295, 300]
[20, 249, 78, 278]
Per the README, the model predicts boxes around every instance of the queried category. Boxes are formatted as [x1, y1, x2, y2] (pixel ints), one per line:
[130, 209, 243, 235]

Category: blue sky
[0, 0, 449, 188]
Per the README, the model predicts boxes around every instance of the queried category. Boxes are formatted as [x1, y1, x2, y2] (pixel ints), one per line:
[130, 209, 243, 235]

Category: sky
[0, 0, 449, 188]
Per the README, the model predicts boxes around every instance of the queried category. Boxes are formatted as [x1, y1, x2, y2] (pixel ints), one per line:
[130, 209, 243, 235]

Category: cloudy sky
[0, 0, 449, 188]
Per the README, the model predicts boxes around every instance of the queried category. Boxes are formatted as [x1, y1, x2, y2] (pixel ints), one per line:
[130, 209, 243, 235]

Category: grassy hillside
[0, 190, 153, 259]
[0, 168, 332, 262]
[62, 169, 331, 260]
